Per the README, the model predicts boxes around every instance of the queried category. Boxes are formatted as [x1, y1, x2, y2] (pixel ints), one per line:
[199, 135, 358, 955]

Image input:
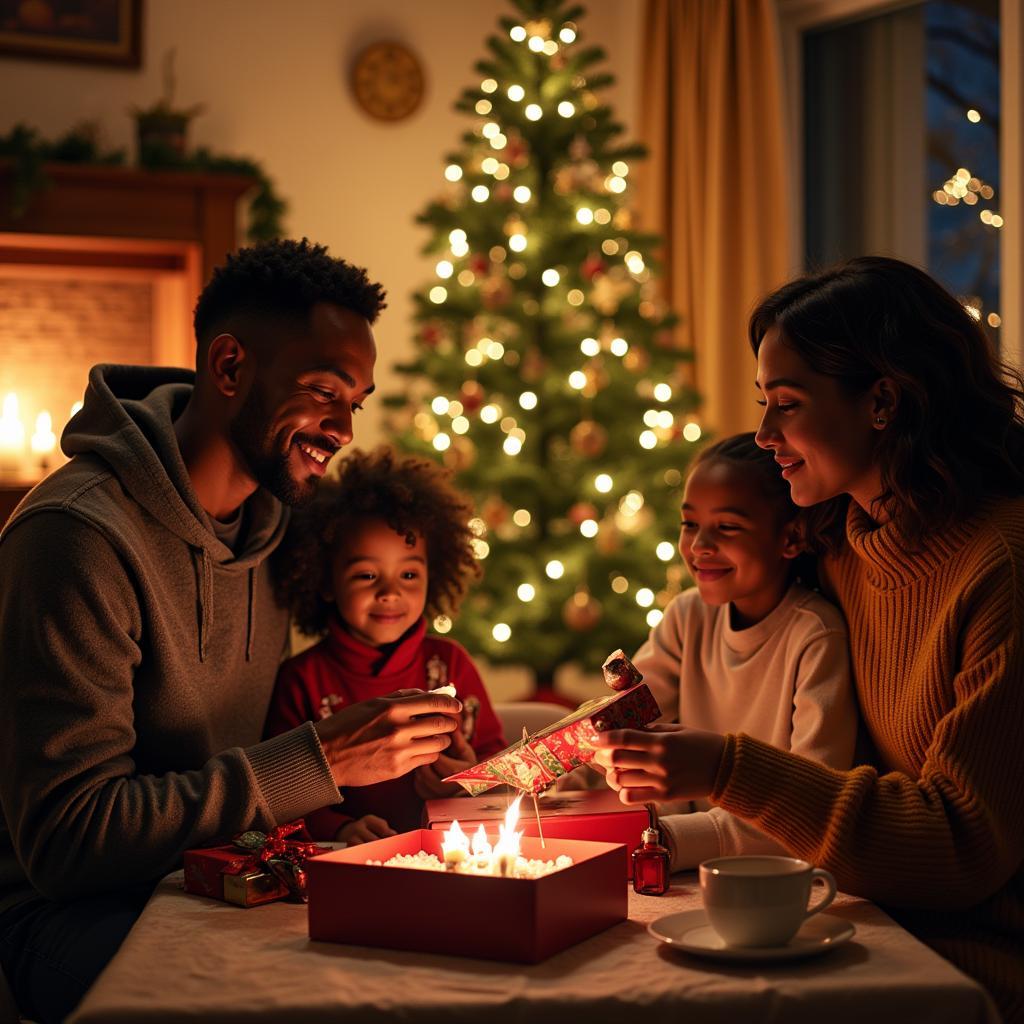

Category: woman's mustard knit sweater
[712, 497, 1024, 1022]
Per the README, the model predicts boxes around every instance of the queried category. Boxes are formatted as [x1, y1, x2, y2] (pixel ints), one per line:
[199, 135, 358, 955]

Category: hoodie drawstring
[246, 566, 256, 662]
[191, 547, 214, 662]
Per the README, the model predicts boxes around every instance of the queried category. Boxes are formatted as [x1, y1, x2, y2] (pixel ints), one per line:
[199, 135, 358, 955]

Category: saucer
[648, 909, 855, 963]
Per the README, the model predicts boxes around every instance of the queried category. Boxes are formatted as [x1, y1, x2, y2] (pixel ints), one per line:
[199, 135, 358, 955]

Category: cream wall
[0, 0, 642, 445]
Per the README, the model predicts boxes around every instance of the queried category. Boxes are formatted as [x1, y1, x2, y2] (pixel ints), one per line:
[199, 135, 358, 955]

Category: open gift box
[443, 682, 661, 795]
[426, 789, 649, 879]
[306, 829, 627, 963]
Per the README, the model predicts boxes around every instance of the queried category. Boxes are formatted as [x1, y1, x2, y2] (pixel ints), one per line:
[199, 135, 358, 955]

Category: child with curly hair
[266, 445, 506, 843]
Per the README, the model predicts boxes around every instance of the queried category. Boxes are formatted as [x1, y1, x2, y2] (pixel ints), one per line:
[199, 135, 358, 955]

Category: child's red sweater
[264, 616, 506, 838]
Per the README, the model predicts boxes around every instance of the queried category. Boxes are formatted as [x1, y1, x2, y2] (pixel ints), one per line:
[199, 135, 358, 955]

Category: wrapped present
[443, 682, 661, 795]
[183, 822, 330, 907]
[426, 788, 651, 878]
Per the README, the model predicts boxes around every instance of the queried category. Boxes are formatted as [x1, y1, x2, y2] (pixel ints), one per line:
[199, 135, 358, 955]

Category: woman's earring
[875, 416, 886, 426]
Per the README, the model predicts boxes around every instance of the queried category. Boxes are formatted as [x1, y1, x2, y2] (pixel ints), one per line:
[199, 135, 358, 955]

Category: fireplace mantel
[0, 162, 259, 523]
[0, 161, 258, 283]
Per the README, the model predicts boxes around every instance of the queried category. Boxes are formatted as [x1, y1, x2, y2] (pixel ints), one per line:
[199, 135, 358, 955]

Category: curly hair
[273, 445, 481, 636]
[749, 256, 1024, 550]
[193, 237, 387, 347]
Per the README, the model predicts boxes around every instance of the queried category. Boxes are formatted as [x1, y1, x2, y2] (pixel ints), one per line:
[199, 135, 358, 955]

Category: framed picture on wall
[0, 0, 142, 67]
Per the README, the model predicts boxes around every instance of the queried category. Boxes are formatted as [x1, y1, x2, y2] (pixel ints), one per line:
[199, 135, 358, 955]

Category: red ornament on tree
[459, 380, 484, 413]
[567, 501, 599, 525]
[503, 133, 529, 167]
[569, 420, 608, 458]
[581, 253, 607, 282]
[419, 322, 445, 348]
[469, 253, 490, 275]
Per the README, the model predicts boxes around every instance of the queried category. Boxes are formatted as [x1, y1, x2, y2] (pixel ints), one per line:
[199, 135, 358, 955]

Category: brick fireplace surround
[0, 162, 256, 525]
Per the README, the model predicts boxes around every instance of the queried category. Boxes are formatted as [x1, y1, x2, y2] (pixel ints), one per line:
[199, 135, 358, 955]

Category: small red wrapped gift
[183, 821, 330, 908]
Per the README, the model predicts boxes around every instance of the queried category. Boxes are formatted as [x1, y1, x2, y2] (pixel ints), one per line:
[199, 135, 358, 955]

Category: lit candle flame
[493, 793, 524, 876]
[441, 819, 470, 868]
[471, 824, 492, 859]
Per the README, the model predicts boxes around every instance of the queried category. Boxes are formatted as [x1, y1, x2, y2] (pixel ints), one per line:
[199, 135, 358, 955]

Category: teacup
[699, 855, 836, 947]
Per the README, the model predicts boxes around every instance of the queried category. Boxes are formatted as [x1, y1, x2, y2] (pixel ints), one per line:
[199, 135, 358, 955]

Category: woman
[597, 257, 1024, 1021]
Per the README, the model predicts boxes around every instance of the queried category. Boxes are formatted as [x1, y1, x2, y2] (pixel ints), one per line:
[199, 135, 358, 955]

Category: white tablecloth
[69, 871, 1000, 1024]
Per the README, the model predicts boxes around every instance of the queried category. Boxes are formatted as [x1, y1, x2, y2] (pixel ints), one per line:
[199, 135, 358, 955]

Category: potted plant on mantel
[130, 49, 204, 163]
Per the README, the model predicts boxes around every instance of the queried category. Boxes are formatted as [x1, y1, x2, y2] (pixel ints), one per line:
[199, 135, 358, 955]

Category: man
[0, 239, 460, 1023]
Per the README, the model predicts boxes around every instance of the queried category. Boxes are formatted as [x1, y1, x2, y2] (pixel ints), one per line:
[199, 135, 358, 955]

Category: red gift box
[426, 788, 649, 879]
[306, 829, 626, 963]
[183, 845, 290, 907]
[443, 683, 661, 795]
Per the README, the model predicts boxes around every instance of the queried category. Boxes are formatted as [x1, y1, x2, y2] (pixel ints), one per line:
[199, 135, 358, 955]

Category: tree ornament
[503, 133, 529, 167]
[595, 520, 621, 554]
[591, 273, 632, 316]
[623, 347, 649, 373]
[581, 253, 607, 281]
[419, 321, 445, 348]
[563, 589, 602, 631]
[567, 500, 599, 525]
[469, 252, 490, 275]
[520, 347, 547, 382]
[480, 276, 512, 310]
[482, 495, 509, 528]
[444, 437, 476, 472]
[569, 419, 608, 457]
[459, 380, 484, 413]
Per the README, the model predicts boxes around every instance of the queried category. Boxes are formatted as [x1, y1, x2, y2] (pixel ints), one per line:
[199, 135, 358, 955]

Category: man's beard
[229, 382, 318, 507]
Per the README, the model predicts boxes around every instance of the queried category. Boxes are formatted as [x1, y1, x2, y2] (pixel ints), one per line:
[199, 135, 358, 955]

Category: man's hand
[314, 689, 461, 788]
[336, 815, 396, 846]
[413, 728, 476, 800]
[593, 724, 726, 804]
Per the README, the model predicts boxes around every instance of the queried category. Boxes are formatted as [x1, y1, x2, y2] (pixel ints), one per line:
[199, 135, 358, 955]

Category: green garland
[1, 122, 287, 242]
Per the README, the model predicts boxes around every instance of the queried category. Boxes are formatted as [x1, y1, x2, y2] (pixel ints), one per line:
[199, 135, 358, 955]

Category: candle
[471, 824, 492, 867]
[30, 410, 57, 468]
[491, 793, 524, 876]
[0, 392, 26, 479]
[441, 819, 470, 869]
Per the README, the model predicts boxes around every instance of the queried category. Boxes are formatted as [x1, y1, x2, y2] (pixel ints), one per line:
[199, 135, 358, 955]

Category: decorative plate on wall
[351, 41, 425, 122]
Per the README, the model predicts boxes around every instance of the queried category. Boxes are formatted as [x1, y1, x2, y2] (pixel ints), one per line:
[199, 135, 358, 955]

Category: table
[69, 871, 1000, 1024]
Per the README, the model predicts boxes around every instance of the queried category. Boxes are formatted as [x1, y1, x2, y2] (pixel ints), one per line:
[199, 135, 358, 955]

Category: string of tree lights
[383, 0, 703, 690]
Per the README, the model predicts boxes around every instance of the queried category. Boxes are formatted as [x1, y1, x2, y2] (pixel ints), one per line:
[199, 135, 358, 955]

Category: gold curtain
[636, 0, 793, 437]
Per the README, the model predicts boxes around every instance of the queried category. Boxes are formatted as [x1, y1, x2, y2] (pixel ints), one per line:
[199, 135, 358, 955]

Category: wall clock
[351, 41, 425, 122]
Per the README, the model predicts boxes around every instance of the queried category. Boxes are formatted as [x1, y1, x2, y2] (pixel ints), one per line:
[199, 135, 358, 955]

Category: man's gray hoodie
[0, 365, 340, 908]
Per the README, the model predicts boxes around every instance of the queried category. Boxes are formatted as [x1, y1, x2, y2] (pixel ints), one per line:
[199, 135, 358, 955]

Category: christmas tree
[383, 0, 702, 690]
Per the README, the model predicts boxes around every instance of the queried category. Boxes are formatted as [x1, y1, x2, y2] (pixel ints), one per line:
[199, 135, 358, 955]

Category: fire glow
[367, 794, 573, 879]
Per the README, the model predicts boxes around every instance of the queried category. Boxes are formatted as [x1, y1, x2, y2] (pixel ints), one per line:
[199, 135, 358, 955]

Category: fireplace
[0, 162, 256, 524]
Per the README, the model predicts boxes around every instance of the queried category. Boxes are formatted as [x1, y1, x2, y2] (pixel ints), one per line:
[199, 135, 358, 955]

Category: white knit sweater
[633, 582, 857, 869]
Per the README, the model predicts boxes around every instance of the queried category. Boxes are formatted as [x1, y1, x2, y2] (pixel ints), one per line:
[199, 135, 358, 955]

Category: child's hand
[413, 728, 477, 800]
[336, 815, 397, 845]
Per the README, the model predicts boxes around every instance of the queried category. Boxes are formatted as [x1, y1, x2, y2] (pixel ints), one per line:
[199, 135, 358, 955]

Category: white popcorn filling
[366, 849, 573, 879]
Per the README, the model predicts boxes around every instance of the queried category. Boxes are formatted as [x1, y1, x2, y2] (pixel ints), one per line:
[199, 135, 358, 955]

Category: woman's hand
[336, 815, 397, 845]
[593, 724, 727, 804]
[413, 728, 477, 800]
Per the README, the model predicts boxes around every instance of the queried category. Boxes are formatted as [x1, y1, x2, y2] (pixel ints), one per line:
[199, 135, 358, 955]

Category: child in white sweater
[634, 432, 857, 869]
